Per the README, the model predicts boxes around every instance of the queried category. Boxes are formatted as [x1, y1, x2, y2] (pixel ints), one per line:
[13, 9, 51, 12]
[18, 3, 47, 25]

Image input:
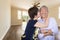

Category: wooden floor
[3, 25, 24, 40]
[3, 25, 60, 40]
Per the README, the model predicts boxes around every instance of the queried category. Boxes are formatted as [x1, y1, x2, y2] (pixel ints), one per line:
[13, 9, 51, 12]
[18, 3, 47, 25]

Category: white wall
[0, 0, 11, 40]
[48, 4, 60, 26]
[11, 7, 22, 25]
[11, 7, 27, 25]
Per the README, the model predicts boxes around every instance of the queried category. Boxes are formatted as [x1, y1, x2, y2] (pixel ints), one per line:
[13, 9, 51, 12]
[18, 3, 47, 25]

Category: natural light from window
[59, 7, 60, 19]
[22, 11, 28, 16]
[22, 11, 29, 30]
[17, 10, 21, 19]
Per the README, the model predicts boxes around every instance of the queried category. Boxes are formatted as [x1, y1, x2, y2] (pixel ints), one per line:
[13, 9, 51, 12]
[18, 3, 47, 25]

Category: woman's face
[36, 12, 40, 18]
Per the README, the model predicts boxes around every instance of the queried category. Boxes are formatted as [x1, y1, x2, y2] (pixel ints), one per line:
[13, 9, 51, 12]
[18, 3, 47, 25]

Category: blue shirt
[24, 20, 37, 40]
[38, 17, 58, 40]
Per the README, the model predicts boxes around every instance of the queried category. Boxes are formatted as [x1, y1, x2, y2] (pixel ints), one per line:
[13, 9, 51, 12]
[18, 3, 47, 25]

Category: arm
[50, 18, 58, 35]
[43, 29, 53, 37]
[34, 19, 48, 28]
[34, 22, 47, 28]
[42, 18, 58, 36]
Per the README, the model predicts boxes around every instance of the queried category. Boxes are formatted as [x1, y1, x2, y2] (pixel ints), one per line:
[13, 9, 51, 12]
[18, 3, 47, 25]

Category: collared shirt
[38, 17, 58, 40]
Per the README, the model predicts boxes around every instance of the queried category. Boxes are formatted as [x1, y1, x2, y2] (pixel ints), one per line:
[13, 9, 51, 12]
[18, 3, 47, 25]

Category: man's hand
[48, 29, 53, 35]
[41, 29, 48, 34]
[41, 29, 53, 37]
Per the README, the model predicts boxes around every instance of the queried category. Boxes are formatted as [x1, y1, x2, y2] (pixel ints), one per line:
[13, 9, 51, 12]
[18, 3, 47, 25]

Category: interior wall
[11, 7, 20, 25]
[49, 4, 60, 26]
[11, 6, 27, 25]
[11, 4, 60, 26]
[0, 0, 11, 40]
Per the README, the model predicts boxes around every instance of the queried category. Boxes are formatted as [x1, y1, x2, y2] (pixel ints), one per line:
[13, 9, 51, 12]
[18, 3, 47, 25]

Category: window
[59, 7, 60, 19]
[22, 11, 28, 16]
[22, 11, 29, 21]
[22, 11, 29, 30]
[17, 10, 21, 19]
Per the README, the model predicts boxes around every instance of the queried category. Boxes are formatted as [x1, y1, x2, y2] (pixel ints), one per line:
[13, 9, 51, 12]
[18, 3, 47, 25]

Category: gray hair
[39, 5, 48, 12]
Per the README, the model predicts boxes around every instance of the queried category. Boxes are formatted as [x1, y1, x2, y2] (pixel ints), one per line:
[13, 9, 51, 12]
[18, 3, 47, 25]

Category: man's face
[40, 7, 48, 18]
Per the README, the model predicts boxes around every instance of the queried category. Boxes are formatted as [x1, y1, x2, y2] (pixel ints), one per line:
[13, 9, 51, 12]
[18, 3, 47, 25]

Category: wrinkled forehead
[41, 7, 48, 10]
[40, 6, 48, 12]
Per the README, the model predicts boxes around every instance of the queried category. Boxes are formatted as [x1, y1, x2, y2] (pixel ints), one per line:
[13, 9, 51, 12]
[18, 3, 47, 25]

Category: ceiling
[11, 0, 60, 10]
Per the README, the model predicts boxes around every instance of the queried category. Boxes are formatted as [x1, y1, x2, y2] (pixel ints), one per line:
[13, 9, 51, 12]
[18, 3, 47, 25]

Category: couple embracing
[21, 5, 58, 40]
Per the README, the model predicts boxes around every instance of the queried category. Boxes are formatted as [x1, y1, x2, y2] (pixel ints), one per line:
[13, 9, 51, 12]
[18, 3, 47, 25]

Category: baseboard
[1, 25, 11, 40]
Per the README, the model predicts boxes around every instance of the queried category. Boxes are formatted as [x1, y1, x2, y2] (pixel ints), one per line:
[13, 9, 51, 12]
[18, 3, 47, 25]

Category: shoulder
[49, 17, 57, 23]
[27, 19, 37, 24]
[49, 17, 56, 21]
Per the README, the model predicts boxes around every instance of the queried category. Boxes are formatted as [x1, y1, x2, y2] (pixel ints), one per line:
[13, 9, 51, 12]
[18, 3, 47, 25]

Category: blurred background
[0, 0, 60, 40]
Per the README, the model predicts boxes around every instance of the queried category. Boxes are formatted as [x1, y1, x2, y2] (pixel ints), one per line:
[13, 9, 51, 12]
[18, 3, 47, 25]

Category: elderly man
[35, 6, 58, 40]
